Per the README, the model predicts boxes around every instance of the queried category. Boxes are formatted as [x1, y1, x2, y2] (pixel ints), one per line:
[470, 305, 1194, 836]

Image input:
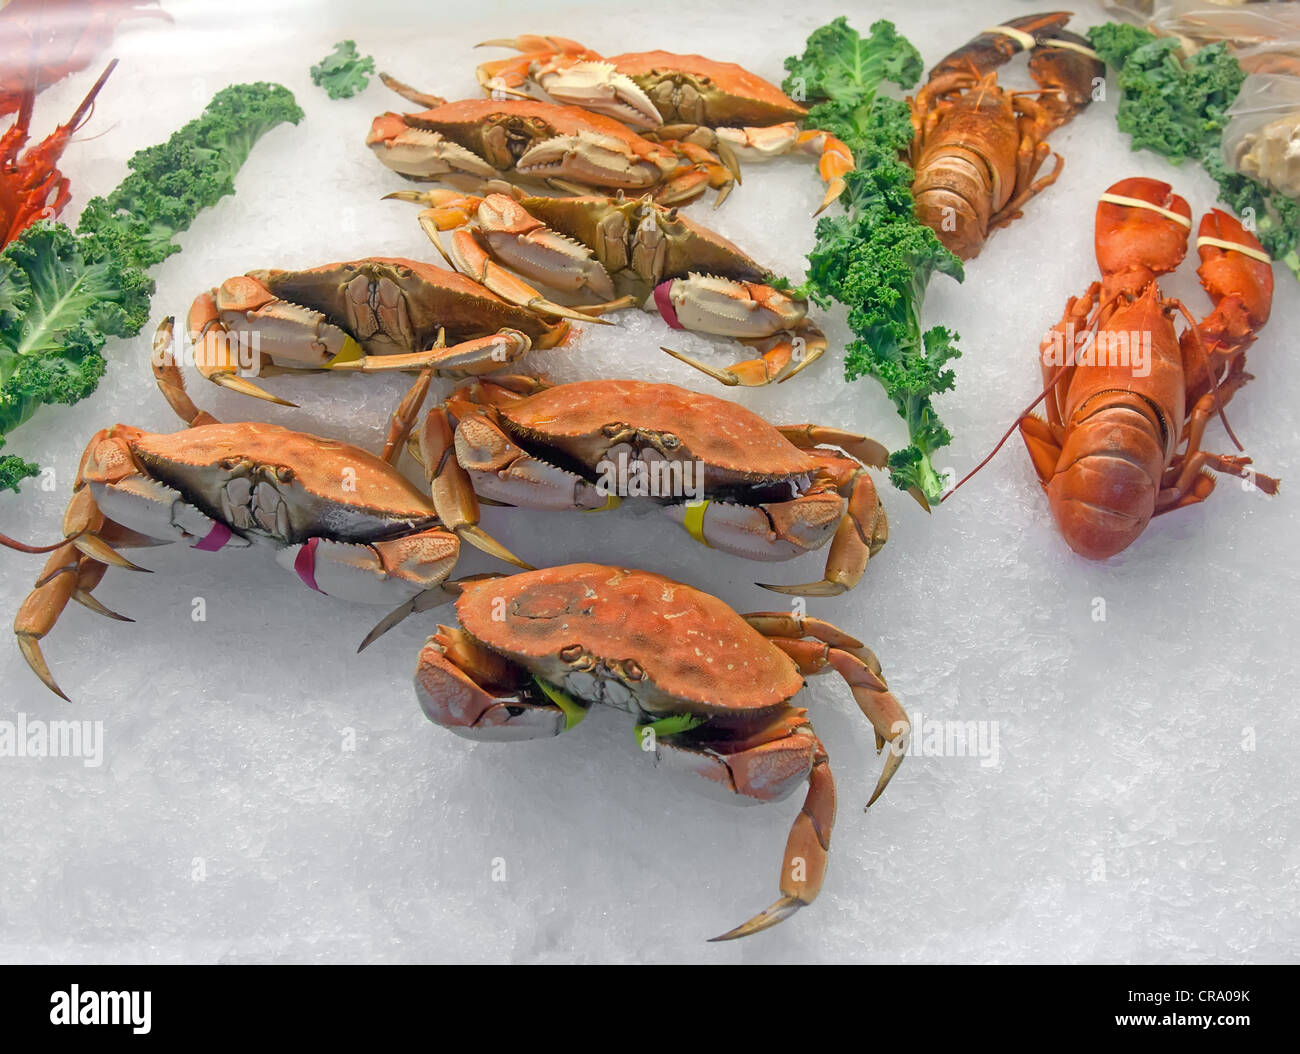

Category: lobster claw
[1194, 209, 1274, 355]
[1095, 177, 1191, 300]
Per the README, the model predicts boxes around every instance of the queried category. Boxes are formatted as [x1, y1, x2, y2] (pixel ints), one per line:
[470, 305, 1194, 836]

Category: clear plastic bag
[1222, 72, 1300, 197]
[1102, 1, 1300, 74]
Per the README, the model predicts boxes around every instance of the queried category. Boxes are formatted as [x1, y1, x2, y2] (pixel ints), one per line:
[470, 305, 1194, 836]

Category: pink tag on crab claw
[294, 537, 324, 593]
[192, 522, 232, 552]
[653, 281, 683, 329]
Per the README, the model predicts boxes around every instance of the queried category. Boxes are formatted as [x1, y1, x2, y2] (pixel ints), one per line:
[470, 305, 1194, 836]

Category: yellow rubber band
[584, 494, 622, 512]
[682, 500, 710, 546]
[985, 25, 1037, 51]
[1196, 235, 1272, 265]
[1098, 192, 1193, 228]
[324, 335, 364, 367]
[1041, 37, 1101, 61]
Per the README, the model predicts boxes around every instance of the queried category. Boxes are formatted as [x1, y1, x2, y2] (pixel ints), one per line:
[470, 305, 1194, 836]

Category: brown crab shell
[516, 194, 769, 284]
[497, 379, 818, 480]
[607, 51, 807, 126]
[129, 422, 439, 543]
[457, 564, 804, 715]
[252, 258, 559, 345]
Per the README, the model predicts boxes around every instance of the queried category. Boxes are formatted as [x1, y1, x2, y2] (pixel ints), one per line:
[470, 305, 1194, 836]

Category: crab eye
[622, 659, 644, 682]
[277, 466, 295, 482]
[560, 644, 585, 664]
[660, 433, 680, 449]
[601, 423, 624, 437]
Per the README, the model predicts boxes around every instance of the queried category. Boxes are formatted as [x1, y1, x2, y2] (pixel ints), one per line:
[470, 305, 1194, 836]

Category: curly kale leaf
[1088, 22, 1299, 278]
[0, 222, 151, 441]
[786, 20, 963, 505]
[311, 40, 376, 100]
[78, 82, 303, 269]
[783, 17, 923, 156]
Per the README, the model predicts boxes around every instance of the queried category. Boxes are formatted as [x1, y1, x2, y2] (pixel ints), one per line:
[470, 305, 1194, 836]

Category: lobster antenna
[1170, 298, 1243, 452]
[0, 530, 81, 554]
[942, 289, 1121, 502]
[940, 360, 1072, 501]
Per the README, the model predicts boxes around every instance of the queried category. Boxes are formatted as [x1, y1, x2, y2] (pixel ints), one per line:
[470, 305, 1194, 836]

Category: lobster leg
[1156, 390, 1280, 512]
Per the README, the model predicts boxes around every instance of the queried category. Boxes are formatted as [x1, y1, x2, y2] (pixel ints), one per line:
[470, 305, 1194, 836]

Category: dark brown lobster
[909, 12, 1105, 260]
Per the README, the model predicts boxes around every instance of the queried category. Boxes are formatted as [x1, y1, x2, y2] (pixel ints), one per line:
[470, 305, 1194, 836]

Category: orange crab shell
[607, 51, 808, 125]
[497, 379, 819, 479]
[128, 422, 440, 542]
[456, 564, 804, 715]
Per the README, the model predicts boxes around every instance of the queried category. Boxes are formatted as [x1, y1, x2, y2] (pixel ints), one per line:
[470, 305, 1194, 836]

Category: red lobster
[0, 59, 115, 248]
[951, 177, 1277, 559]
[0, 0, 162, 117]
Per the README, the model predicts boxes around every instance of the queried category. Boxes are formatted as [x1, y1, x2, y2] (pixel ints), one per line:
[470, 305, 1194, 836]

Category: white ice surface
[0, 0, 1296, 964]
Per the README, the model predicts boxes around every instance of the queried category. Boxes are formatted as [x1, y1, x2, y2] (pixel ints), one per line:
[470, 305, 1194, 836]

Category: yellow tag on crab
[324, 335, 364, 367]
[682, 500, 711, 546]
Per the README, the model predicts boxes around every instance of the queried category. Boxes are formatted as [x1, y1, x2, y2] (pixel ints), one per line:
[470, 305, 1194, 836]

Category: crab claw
[367, 113, 500, 181]
[516, 131, 661, 190]
[539, 61, 663, 130]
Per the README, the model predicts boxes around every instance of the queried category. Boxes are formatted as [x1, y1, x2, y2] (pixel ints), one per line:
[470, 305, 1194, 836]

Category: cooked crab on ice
[2, 322, 526, 700]
[366, 74, 734, 207]
[405, 562, 911, 940]
[185, 257, 574, 407]
[421, 375, 889, 595]
[392, 189, 826, 386]
[474, 37, 854, 212]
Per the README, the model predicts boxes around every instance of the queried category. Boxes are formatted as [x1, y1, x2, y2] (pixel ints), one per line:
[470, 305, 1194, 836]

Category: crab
[389, 188, 825, 386]
[2, 321, 526, 700]
[185, 257, 575, 407]
[419, 375, 889, 595]
[474, 37, 854, 213]
[366, 74, 734, 208]
[403, 562, 911, 940]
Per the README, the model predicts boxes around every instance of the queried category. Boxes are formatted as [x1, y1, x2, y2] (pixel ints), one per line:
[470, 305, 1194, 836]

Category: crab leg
[657, 122, 853, 214]
[757, 629, 910, 808]
[648, 709, 834, 940]
[757, 465, 888, 596]
[417, 404, 536, 568]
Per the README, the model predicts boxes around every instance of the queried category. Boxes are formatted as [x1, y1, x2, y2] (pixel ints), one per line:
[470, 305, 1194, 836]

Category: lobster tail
[1045, 402, 1166, 560]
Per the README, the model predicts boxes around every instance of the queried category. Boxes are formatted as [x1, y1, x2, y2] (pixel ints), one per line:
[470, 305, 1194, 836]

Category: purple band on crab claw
[192, 522, 232, 552]
[653, 280, 683, 329]
[295, 537, 324, 593]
